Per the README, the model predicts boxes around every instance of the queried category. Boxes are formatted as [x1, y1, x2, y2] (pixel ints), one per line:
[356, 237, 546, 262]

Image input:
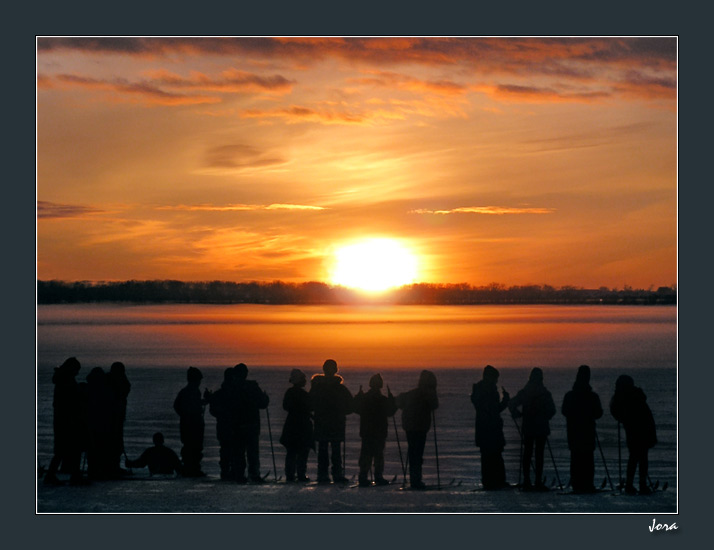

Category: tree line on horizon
[37, 280, 677, 306]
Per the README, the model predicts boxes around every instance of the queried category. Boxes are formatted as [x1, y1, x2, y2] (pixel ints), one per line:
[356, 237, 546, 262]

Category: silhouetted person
[208, 367, 240, 480]
[279, 369, 314, 482]
[125, 432, 183, 476]
[471, 365, 510, 490]
[509, 367, 556, 491]
[107, 361, 131, 476]
[173, 367, 209, 477]
[396, 370, 438, 490]
[610, 375, 657, 495]
[562, 365, 603, 493]
[86, 366, 118, 479]
[309, 359, 354, 483]
[208, 367, 238, 481]
[45, 357, 85, 486]
[353, 373, 397, 487]
[232, 363, 270, 483]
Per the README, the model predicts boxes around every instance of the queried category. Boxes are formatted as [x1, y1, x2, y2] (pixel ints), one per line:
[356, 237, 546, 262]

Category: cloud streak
[410, 206, 556, 215]
[37, 201, 104, 219]
[159, 203, 327, 212]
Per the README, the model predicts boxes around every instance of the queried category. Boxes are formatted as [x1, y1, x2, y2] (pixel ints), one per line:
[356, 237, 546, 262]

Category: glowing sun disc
[330, 238, 418, 291]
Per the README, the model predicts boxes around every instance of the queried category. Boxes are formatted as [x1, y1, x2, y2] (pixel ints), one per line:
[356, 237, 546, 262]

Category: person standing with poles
[280, 369, 314, 483]
[562, 365, 603, 493]
[610, 374, 657, 495]
[396, 370, 438, 490]
[509, 368, 556, 492]
[309, 359, 354, 484]
[353, 374, 397, 487]
[470, 365, 510, 490]
[232, 363, 269, 483]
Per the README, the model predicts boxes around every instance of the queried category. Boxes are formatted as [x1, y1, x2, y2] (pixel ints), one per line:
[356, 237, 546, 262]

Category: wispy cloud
[38, 201, 104, 219]
[37, 67, 293, 106]
[410, 206, 556, 215]
[159, 203, 327, 212]
[203, 144, 288, 169]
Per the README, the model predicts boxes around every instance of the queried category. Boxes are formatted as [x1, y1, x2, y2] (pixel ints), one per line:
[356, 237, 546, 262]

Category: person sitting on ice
[125, 432, 183, 476]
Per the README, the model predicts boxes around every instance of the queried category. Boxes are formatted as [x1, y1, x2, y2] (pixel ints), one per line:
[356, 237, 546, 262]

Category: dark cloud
[38, 201, 103, 219]
[203, 144, 287, 169]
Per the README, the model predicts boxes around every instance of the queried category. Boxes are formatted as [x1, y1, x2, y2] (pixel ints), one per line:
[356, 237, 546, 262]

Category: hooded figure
[173, 367, 209, 477]
[396, 370, 438, 490]
[353, 373, 397, 486]
[44, 357, 84, 485]
[562, 365, 603, 493]
[309, 359, 354, 483]
[86, 367, 116, 479]
[471, 365, 510, 490]
[509, 368, 556, 491]
[610, 375, 657, 495]
[280, 369, 314, 482]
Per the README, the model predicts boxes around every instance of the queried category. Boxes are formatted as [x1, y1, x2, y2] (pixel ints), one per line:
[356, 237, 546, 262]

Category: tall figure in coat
[396, 370, 439, 490]
[280, 369, 314, 482]
[471, 365, 510, 490]
[509, 367, 556, 491]
[610, 375, 657, 495]
[309, 359, 354, 483]
[562, 365, 603, 493]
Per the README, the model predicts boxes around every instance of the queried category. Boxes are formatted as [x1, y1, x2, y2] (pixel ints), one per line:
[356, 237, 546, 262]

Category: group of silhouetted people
[44, 358, 131, 485]
[43, 358, 658, 495]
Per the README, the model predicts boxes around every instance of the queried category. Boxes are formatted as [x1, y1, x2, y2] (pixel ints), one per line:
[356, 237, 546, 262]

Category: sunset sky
[36, 37, 677, 289]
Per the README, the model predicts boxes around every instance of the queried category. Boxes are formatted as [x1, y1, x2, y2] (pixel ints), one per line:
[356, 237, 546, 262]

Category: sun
[329, 238, 418, 292]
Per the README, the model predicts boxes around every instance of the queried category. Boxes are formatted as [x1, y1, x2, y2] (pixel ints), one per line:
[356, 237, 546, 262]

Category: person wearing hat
[173, 367, 209, 477]
[610, 374, 657, 495]
[353, 373, 397, 487]
[509, 367, 556, 491]
[562, 365, 603, 493]
[309, 359, 354, 483]
[470, 365, 510, 490]
[396, 370, 439, 490]
[280, 369, 314, 482]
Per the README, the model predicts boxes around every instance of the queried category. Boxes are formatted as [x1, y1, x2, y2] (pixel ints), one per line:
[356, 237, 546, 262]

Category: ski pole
[392, 414, 407, 487]
[617, 422, 623, 490]
[510, 411, 538, 484]
[595, 429, 615, 491]
[545, 437, 563, 490]
[432, 409, 441, 490]
[265, 406, 278, 481]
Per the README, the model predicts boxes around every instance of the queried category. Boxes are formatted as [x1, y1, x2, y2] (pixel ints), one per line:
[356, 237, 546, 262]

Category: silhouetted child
[562, 365, 603, 493]
[353, 373, 397, 487]
[471, 365, 510, 490]
[126, 432, 183, 476]
[173, 367, 209, 477]
[396, 370, 438, 490]
[309, 359, 354, 483]
[279, 369, 314, 482]
[610, 375, 657, 495]
[509, 368, 556, 491]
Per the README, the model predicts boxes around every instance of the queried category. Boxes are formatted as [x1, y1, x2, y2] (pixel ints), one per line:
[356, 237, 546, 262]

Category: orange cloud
[158, 203, 326, 212]
[411, 206, 556, 215]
